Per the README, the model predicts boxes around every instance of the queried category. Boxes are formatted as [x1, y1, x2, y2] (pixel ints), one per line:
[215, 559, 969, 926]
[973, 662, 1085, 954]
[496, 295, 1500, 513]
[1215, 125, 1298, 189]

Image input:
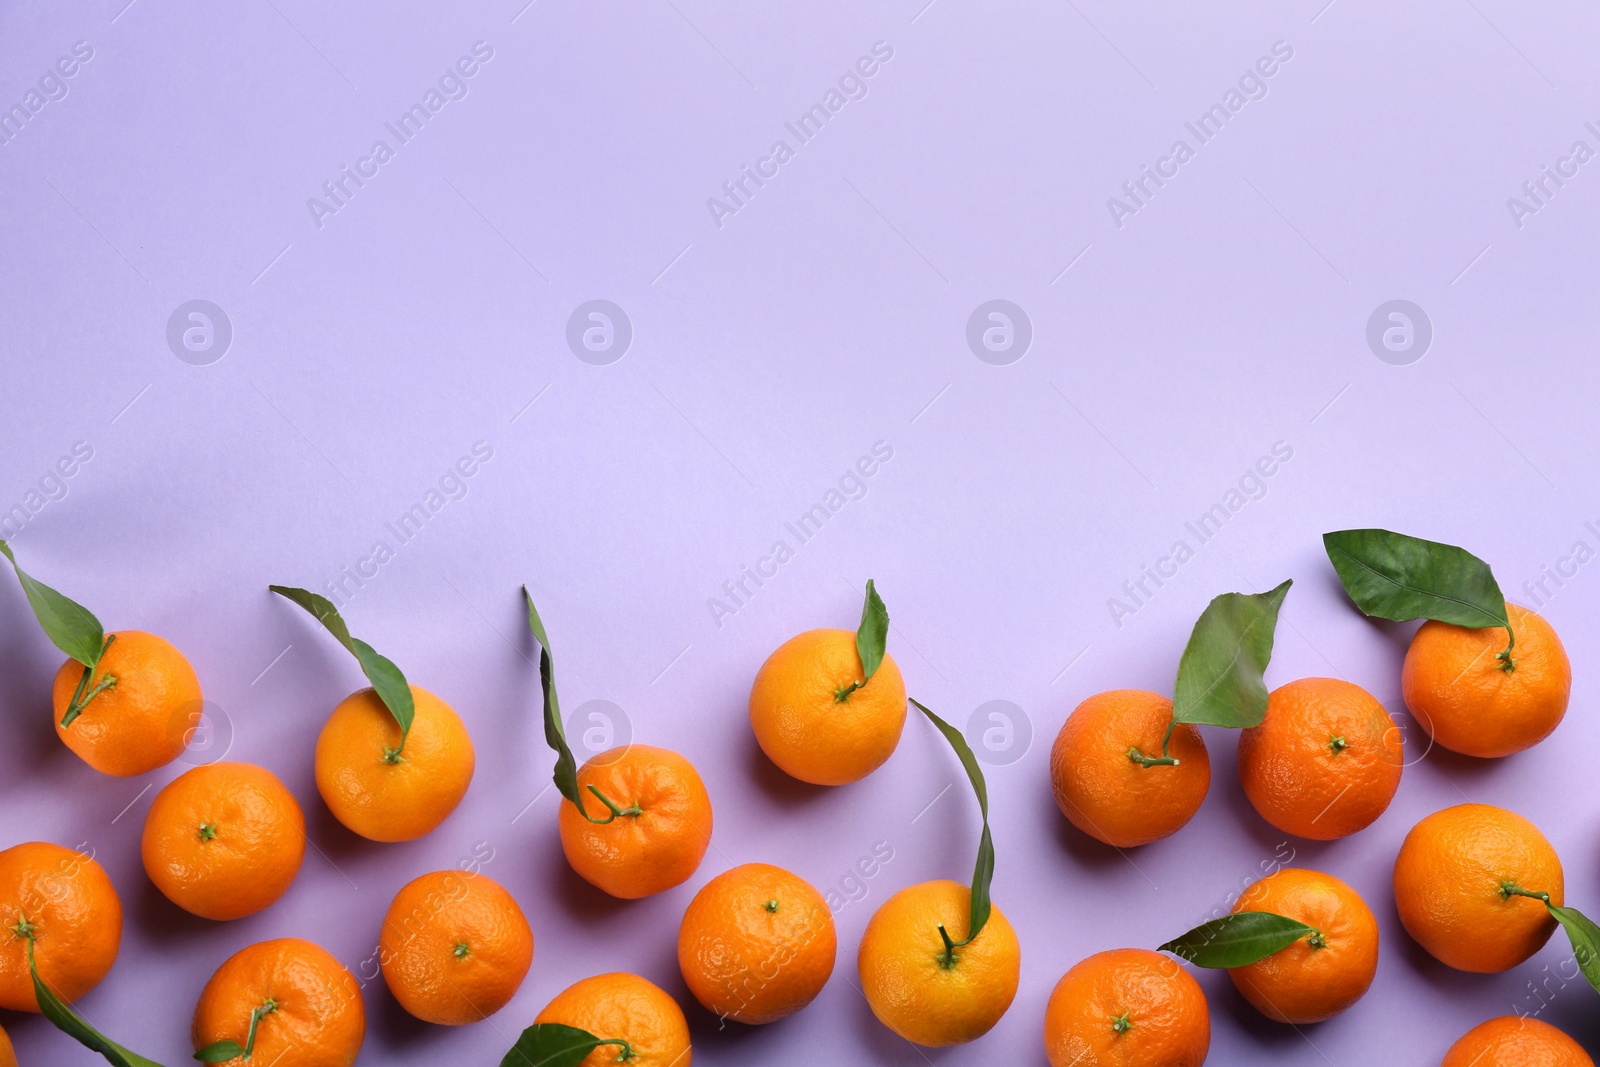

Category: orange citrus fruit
[858, 879, 1020, 1047]
[677, 862, 836, 1024]
[50, 629, 202, 776]
[749, 628, 906, 785]
[1444, 1016, 1594, 1066]
[559, 744, 712, 899]
[315, 684, 474, 842]
[1050, 690, 1210, 848]
[1043, 947, 1209, 1067]
[380, 869, 534, 1025]
[1237, 677, 1403, 840]
[0, 1021, 13, 1067]
[141, 761, 305, 920]
[0, 841, 122, 1012]
[1403, 603, 1570, 759]
[1227, 867, 1379, 1023]
[1393, 804, 1562, 973]
[192, 937, 365, 1067]
[533, 972, 691, 1067]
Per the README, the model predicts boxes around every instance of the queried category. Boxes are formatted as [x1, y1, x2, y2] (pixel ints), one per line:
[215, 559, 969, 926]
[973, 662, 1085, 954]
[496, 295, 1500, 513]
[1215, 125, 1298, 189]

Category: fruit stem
[454, 942, 471, 959]
[1496, 625, 1516, 673]
[61, 633, 118, 727]
[578, 784, 644, 825]
[240, 997, 278, 1059]
[765, 899, 780, 913]
[935, 922, 974, 969]
[598, 1038, 635, 1062]
[1500, 882, 1550, 904]
[1328, 735, 1348, 754]
[1127, 720, 1181, 768]
[1111, 1012, 1132, 1034]
[1306, 930, 1327, 950]
[198, 824, 218, 841]
[9, 913, 36, 941]
[833, 680, 864, 703]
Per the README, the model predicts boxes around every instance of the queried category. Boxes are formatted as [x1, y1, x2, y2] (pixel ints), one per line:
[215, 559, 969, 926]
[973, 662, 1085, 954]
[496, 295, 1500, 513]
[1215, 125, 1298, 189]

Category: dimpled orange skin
[749, 628, 907, 786]
[315, 685, 474, 843]
[379, 870, 533, 1026]
[1443, 1016, 1595, 1067]
[141, 762, 306, 920]
[1050, 690, 1210, 848]
[676, 862, 837, 1025]
[192, 937, 364, 1067]
[1237, 678, 1404, 841]
[1043, 948, 1210, 1067]
[1404, 604, 1571, 759]
[0, 841, 122, 1013]
[1226, 868, 1379, 1024]
[857, 880, 1021, 1047]
[50, 630, 202, 777]
[0, 1021, 14, 1067]
[534, 972, 691, 1067]
[1393, 804, 1562, 973]
[559, 745, 713, 900]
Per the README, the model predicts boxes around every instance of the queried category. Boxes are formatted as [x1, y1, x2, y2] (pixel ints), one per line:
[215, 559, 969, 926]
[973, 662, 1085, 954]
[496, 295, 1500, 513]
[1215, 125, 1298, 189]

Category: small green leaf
[1322, 529, 1508, 632]
[501, 1022, 614, 1067]
[911, 698, 994, 958]
[1548, 904, 1600, 996]
[25, 936, 170, 1067]
[1158, 911, 1317, 969]
[270, 586, 415, 748]
[1171, 580, 1291, 729]
[855, 579, 889, 683]
[193, 1041, 246, 1063]
[0, 540, 106, 668]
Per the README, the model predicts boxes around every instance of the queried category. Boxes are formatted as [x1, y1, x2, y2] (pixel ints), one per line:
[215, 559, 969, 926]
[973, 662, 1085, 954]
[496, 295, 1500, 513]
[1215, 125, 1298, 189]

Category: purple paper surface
[3, 0, 1600, 1063]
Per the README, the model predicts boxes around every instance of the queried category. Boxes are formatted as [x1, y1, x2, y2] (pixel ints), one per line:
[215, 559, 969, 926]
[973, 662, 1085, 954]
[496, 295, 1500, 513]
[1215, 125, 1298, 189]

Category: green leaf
[1158, 911, 1317, 969]
[1171, 580, 1291, 729]
[193, 1041, 246, 1063]
[26, 937, 170, 1067]
[270, 586, 415, 748]
[855, 579, 889, 683]
[522, 587, 587, 815]
[0, 540, 106, 668]
[1322, 529, 1508, 632]
[1548, 904, 1600, 996]
[500, 1022, 614, 1067]
[911, 698, 993, 955]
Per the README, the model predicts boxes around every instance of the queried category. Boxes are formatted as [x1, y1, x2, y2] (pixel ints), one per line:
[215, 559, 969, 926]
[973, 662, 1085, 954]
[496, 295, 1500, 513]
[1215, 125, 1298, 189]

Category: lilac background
[3, 0, 1600, 1063]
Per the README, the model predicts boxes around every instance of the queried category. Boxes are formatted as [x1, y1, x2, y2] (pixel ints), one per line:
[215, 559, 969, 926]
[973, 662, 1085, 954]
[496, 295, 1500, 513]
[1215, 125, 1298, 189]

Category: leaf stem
[577, 784, 643, 825]
[1128, 719, 1181, 768]
[936, 923, 973, 969]
[61, 633, 118, 727]
[1496, 625, 1516, 673]
[1501, 882, 1550, 904]
[600, 1038, 635, 1062]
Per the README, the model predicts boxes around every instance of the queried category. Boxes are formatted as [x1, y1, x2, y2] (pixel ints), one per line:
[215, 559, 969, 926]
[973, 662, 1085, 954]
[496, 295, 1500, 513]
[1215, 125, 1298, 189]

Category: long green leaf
[27, 937, 170, 1067]
[1158, 911, 1317, 969]
[269, 586, 415, 746]
[855, 579, 889, 683]
[911, 698, 993, 952]
[1548, 904, 1600, 996]
[1322, 529, 1508, 631]
[501, 1022, 612, 1067]
[1172, 580, 1291, 729]
[522, 587, 587, 815]
[0, 540, 106, 667]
